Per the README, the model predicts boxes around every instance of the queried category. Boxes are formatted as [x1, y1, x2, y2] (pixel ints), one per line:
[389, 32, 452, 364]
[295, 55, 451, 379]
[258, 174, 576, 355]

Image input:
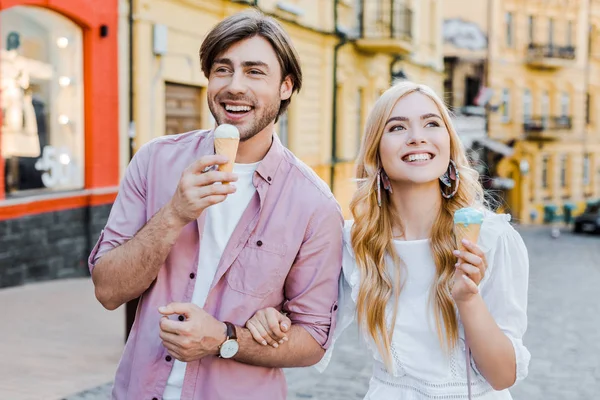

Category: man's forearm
[233, 325, 325, 368]
[92, 203, 186, 310]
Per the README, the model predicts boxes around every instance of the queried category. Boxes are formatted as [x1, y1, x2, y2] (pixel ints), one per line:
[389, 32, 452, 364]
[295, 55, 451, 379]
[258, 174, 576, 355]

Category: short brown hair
[200, 10, 302, 119]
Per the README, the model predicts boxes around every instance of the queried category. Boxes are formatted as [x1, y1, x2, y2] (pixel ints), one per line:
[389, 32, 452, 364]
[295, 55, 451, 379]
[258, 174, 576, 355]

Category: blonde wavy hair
[350, 81, 484, 371]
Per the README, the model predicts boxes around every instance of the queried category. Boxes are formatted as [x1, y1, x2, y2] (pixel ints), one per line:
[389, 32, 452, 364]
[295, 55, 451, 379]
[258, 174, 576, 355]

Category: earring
[376, 166, 393, 207]
[376, 169, 382, 207]
[439, 160, 460, 199]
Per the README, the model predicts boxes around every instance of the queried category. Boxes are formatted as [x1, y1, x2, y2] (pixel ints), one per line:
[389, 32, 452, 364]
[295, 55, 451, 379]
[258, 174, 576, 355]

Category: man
[89, 10, 343, 400]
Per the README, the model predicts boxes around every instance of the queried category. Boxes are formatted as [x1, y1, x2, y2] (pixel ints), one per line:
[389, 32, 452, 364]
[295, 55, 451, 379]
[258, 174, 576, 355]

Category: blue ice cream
[453, 207, 484, 227]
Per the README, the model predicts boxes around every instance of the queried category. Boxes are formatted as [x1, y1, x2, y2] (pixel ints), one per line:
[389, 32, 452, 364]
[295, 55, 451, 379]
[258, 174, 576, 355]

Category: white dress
[316, 212, 531, 399]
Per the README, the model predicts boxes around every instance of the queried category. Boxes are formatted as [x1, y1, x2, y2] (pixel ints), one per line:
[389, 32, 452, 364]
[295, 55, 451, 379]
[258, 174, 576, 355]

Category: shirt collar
[256, 133, 284, 185]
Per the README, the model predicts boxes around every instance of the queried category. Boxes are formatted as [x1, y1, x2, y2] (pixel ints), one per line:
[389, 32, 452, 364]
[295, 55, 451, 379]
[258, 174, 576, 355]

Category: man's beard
[208, 96, 280, 142]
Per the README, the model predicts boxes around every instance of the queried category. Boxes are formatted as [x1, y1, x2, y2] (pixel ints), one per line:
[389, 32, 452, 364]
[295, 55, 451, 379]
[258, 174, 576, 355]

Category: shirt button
[165, 355, 172, 362]
[189, 272, 195, 279]
[178, 315, 185, 321]
[267, 176, 272, 181]
[333, 305, 338, 311]
[152, 398, 159, 400]
[256, 240, 263, 247]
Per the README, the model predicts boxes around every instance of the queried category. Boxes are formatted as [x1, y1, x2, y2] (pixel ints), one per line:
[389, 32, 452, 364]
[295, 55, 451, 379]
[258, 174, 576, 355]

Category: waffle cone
[454, 222, 482, 251]
[214, 137, 239, 182]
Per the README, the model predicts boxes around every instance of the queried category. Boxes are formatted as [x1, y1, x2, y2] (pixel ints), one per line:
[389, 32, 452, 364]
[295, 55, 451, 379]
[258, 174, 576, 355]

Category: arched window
[1, 6, 84, 195]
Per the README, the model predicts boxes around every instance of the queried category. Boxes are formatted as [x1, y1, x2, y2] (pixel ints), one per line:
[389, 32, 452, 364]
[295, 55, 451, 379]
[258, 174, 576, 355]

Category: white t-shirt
[163, 162, 259, 400]
[317, 211, 531, 399]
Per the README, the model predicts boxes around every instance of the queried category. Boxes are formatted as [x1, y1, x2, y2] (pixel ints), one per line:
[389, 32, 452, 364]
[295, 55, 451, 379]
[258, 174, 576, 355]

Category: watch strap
[224, 321, 237, 341]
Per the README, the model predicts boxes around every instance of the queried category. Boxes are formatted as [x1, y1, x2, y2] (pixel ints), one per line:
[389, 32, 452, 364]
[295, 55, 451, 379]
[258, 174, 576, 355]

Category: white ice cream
[214, 124, 240, 139]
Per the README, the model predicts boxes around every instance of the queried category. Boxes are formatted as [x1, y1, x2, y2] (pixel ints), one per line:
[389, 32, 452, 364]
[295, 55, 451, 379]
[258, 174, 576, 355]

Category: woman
[246, 82, 530, 399]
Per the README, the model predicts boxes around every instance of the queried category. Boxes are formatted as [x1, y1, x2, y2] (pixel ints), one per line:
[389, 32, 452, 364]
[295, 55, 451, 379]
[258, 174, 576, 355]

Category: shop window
[1, 6, 84, 195]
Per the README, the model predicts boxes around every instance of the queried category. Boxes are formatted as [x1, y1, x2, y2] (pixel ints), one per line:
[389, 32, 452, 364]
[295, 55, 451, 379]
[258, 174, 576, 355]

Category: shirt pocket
[226, 235, 288, 298]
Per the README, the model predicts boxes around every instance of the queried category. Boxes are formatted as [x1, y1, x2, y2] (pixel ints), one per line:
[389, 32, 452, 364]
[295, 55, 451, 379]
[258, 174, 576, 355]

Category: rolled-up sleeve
[282, 198, 344, 349]
[88, 143, 151, 273]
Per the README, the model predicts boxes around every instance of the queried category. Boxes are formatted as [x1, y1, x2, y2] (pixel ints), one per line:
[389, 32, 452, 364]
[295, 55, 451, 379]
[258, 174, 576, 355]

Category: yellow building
[122, 0, 444, 215]
[444, 0, 600, 224]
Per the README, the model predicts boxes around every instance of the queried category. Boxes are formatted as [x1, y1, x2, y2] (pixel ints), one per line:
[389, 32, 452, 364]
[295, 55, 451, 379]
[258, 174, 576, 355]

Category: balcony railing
[523, 116, 572, 138]
[526, 44, 576, 68]
[356, 1, 413, 53]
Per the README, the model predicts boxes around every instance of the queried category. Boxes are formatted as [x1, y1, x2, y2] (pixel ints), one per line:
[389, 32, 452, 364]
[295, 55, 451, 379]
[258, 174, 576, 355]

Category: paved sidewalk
[2, 226, 600, 400]
[0, 278, 123, 400]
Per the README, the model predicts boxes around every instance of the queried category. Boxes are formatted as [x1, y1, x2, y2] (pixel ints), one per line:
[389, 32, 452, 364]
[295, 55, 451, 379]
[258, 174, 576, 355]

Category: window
[354, 0, 362, 32]
[586, 93, 591, 125]
[542, 156, 549, 189]
[501, 88, 511, 122]
[549, 18, 554, 46]
[560, 155, 567, 188]
[529, 16, 535, 43]
[1, 6, 84, 195]
[278, 111, 289, 147]
[523, 89, 532, 121]
[356, 88, 364, 154]
[542, 91, 549, 127]
[561, 92, 570, 117]
[567, 21, 573, 47]
[465, 77, 480, 106]
[506, 12, 514, 47]
[583, 153, 591, 186]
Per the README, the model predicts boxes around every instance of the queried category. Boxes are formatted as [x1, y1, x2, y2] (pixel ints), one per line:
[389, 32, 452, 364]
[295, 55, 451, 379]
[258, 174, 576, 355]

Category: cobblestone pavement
[2, 226, 599, 400]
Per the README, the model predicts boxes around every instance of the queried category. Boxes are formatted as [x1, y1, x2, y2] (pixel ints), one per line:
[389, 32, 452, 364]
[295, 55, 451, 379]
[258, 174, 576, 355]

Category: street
[1, 226, 598, 400]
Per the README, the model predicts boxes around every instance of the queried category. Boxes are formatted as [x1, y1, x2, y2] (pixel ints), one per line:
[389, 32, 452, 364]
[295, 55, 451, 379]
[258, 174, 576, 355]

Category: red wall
[0, 0, 119, 216]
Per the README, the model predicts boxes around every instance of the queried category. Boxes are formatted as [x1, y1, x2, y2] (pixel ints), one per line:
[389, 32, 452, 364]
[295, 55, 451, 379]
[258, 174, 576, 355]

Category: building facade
[443, 0, 600, 224]
[127, 0, 444, 216]
[0, 0, 120, 288]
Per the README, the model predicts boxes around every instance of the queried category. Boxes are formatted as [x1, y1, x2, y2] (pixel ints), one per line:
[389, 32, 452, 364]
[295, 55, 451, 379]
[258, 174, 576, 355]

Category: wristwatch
[218, 321, 239, 359]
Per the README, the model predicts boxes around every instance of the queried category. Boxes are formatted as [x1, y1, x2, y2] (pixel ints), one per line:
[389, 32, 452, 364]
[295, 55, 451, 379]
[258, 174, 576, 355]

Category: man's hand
[167, 155, 239, 226]
[246, 307, 291, 348]
[158, 302, 227, 362]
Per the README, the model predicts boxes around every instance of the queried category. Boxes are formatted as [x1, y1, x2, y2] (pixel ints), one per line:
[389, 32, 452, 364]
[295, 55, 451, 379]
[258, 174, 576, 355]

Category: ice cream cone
[453, 207, 484, 251]
[213, 124, 240, 183]
[214, 138, 239, 173]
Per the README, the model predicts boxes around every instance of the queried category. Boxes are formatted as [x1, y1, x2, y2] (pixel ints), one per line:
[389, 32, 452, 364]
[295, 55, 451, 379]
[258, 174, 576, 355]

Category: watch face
[220, 339, 239, 359]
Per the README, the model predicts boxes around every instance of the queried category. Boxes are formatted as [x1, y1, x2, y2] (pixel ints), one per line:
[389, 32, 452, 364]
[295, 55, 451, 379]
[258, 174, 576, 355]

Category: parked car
[573, 202, 600, 234]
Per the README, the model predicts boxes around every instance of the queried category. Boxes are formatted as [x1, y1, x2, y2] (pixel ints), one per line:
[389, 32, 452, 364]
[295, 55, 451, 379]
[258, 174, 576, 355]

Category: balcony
[525, 43, 576, 69]
[355, 1, 413, 54]
[523, 116, 572, 140]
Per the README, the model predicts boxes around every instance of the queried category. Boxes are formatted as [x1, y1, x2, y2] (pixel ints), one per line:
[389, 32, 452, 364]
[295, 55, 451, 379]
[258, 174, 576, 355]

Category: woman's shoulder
[478, 209, 528, 274]
[479, 209, 520, 247]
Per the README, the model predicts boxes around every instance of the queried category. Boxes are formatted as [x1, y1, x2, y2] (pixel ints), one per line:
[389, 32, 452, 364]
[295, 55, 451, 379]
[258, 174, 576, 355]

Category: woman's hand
[451, 239, 488, 304]
[245, 307, 292, 348]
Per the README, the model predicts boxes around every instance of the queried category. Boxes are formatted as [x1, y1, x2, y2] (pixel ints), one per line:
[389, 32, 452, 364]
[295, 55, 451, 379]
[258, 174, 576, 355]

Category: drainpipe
[126, 0, 138, 343]
[330, 0, 348, 190]
[128, 0, 135, 161]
